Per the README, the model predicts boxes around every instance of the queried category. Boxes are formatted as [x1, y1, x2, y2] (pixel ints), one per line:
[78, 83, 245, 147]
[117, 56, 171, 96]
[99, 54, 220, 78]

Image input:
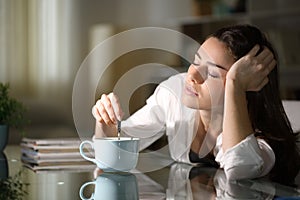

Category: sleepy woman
[92, 24, 300, 185]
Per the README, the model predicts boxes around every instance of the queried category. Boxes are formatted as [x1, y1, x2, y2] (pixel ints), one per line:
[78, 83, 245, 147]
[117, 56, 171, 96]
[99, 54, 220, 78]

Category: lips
[185, 85, 198, 96]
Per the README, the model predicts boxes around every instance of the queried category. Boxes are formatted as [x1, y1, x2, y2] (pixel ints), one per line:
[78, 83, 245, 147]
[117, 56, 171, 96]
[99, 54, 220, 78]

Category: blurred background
[1, 0, 300, 144]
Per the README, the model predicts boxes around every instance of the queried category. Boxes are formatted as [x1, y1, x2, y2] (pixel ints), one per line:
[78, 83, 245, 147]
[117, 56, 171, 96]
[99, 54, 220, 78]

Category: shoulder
[158, 73, 186, 93]
[162, 73, 186, 84]
[148, 73, 186, 106]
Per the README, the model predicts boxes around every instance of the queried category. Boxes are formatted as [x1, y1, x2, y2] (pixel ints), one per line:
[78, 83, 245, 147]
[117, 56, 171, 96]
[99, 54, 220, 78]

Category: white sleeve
[215, 134, 275, 180]
[121, 83, 170, 151]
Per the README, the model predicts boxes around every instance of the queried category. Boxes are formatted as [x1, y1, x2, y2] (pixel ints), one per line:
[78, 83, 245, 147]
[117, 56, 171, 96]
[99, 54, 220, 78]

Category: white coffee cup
[79, 137, 139, 172]
[79, 172, 138, 200]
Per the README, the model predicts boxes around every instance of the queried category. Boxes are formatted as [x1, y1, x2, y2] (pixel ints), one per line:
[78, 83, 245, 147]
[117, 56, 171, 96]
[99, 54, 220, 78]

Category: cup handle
[79, 141, 96, 164]
[79, 181, 95, 200]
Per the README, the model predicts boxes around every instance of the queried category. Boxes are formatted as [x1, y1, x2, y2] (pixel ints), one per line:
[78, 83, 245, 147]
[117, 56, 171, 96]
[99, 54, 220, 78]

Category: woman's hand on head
[226, 45, 276, 92]
[92, 93, 124, 125]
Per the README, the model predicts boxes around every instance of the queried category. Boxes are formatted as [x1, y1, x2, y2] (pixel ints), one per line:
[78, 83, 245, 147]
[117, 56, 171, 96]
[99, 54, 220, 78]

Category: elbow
[216, 134, 275, 181]
[224, 163, 263, 181]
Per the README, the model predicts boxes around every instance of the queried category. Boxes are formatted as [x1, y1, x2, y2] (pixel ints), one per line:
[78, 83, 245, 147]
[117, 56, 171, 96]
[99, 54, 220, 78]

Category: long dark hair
[211, 24, 300, 185]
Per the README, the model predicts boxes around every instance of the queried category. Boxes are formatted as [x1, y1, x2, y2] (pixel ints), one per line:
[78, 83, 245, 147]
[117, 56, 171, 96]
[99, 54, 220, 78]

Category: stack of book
[21, 137, 95, 171]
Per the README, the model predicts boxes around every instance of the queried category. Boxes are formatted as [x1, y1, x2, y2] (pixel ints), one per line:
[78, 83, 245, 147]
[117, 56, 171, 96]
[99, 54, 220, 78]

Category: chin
[181, 95, 209, 110]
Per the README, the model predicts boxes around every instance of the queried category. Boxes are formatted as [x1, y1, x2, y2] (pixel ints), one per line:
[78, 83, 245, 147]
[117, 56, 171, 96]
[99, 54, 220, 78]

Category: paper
[21, 137, 95, 171]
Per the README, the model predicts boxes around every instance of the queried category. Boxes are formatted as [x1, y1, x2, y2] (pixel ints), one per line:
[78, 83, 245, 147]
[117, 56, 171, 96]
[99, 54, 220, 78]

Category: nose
[187, 65, 206, 84]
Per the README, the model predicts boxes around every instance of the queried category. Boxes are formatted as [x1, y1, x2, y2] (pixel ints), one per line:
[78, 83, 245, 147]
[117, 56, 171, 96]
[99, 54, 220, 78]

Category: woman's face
[182, 37, 235, 110]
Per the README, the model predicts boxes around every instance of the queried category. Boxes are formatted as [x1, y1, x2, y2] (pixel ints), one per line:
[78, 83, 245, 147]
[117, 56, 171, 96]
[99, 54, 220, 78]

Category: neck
[199, 110, 211, 131]
[199, 106, 224, 132]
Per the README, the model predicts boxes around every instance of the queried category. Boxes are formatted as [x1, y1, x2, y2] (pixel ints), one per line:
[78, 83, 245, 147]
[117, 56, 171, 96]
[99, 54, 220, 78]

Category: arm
[222, 45, 276, 151]
[222, 79, 253, 151]
[219, 45, 276, 180]
[92, 91, 166, 151]
[92, 79, 169, 141]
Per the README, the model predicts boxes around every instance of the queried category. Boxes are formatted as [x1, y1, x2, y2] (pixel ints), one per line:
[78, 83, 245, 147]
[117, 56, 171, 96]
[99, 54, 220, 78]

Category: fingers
[92, 93, 123, 125]
[256, 47, 274, 65]
[249, 45, 276, 69]
[256, 47, 276, 76]
[92, 96, 114, 124]
[247, 45, 260, 57]
[92, 104, 103, 122]
[247, 45, 276, 75]
[232, 45, 276, 92]
[252, 77, 269, 92]
[255, 46, 270, 61]
[261, 59, 276, 78]
[102, 94, 117, 123]
[108, 93, 124, 121]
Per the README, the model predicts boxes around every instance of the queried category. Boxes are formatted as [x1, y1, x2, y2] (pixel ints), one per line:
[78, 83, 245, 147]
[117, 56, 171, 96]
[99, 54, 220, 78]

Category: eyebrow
[195, 52, 228, 71]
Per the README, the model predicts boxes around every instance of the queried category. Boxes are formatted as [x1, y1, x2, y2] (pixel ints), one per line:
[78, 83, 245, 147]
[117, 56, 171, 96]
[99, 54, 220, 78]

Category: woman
[92, 24, 300, 185]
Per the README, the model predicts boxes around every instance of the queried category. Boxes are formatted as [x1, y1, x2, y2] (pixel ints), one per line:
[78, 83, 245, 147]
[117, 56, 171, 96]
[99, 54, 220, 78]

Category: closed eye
[207, 66, 225, 79]
[207, 72, 219, 78]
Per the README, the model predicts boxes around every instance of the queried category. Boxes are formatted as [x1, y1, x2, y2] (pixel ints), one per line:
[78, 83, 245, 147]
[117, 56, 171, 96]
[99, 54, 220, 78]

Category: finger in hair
[248, 44, 260, 57]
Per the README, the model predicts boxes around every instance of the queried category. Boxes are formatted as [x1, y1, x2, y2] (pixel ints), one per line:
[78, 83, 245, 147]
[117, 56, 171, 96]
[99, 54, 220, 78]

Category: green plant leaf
[0, 82, 28, 135]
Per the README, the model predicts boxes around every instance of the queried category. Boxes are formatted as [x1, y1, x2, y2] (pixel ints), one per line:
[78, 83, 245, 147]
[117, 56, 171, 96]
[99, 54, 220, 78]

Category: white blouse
[121, 73, 275, 180]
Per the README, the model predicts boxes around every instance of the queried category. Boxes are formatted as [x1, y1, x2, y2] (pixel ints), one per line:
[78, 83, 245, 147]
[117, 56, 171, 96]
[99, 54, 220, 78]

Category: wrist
[225, 78, 246, 94]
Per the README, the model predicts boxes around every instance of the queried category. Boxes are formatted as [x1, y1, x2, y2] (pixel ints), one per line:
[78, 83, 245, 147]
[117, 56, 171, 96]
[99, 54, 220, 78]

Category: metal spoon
[117, 120, 121, 140]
